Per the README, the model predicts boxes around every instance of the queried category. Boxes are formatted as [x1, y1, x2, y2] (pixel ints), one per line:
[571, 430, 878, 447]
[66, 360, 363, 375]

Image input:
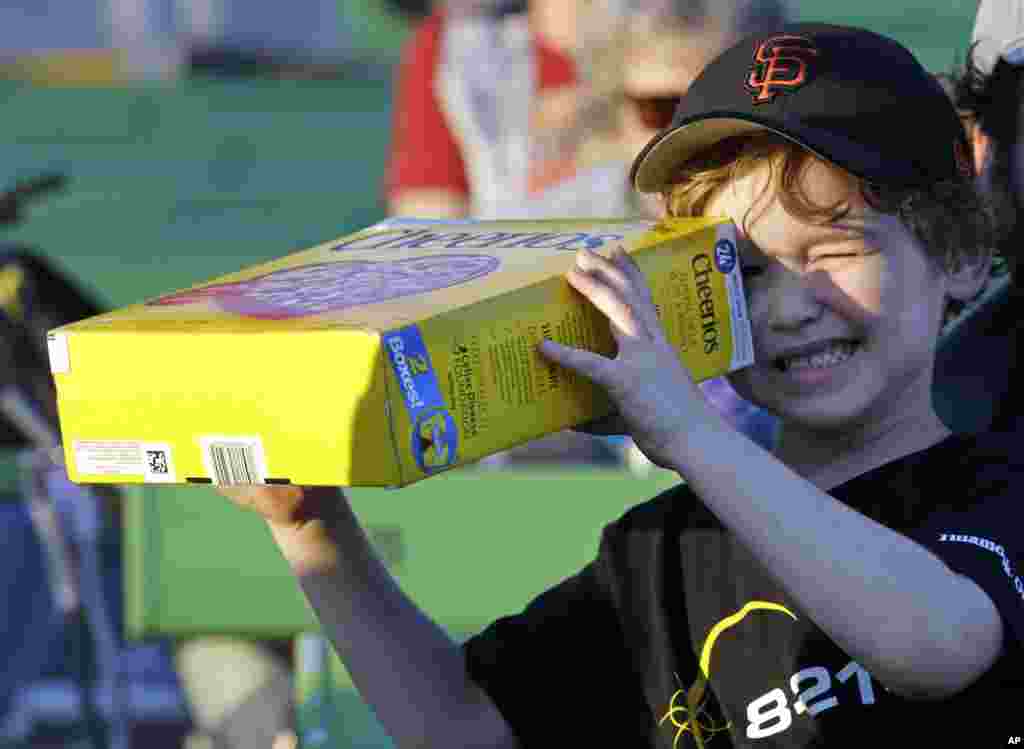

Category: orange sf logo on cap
[746, 34, 820, 105]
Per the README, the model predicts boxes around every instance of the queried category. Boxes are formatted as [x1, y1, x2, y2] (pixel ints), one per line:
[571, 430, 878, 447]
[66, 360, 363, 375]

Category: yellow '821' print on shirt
[746, 661, 877, 739]
[661, 601, 797, 747]
[661, 601, 883, 746]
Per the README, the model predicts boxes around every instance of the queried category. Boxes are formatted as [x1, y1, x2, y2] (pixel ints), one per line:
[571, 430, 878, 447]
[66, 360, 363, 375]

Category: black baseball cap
[630, 23, 975, 193]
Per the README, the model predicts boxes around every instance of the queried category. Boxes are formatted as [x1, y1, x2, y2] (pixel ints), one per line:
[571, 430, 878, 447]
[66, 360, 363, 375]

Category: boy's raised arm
[662, 417, 1005, 701]
[219, 484, 520, 749]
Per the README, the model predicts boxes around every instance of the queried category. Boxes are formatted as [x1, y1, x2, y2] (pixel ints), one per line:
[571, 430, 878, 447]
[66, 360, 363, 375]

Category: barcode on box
[210, 444, 256, 483]
[200, 436, 267, 485]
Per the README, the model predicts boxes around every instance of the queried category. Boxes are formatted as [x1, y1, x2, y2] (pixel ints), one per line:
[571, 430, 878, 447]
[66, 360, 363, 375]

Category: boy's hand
[537, 246, 710, 469]
[216, 484, 312, 529]
[216, 485, 347, 572]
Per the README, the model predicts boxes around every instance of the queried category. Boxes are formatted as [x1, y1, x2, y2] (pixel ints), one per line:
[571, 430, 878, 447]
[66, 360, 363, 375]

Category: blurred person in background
[386, 0, 786, 469]
[385, 0, 790, 219]
[532, 0, 791, 219]
[957, 0, 1023, 280]
[933, 67, 1009, 329]
[937, 0, 1024, 436]
[385, 0, 583, 220]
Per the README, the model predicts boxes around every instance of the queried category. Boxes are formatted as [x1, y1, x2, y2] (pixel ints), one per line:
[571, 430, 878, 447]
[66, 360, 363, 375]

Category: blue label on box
[382, 325, 458, 473]
[714, 238, 737, 274]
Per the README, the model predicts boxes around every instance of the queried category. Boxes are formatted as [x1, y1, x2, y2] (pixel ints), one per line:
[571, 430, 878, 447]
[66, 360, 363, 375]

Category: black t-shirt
[462, 431, 1024, 747]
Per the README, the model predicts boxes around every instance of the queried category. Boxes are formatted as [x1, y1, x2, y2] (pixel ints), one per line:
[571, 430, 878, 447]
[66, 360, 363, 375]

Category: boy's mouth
[773, 339, 863, 373]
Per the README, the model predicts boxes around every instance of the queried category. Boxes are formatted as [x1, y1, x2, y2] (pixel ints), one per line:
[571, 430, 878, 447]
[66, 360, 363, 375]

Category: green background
[123, 467, 683, 640]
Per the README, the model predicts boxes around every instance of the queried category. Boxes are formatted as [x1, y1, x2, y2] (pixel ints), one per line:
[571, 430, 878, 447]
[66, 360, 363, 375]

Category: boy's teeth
[784, 341, 858, 370]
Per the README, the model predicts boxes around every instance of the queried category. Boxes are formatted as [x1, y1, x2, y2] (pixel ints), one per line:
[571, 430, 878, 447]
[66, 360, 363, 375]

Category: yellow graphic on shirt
[659, 601, 798, 749]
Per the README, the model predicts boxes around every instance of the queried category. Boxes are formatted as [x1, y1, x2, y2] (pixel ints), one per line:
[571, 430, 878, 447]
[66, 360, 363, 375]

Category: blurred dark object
[186, 44, 388, 81]
[382, 0, 435, 19]
[0, 173, 68, 228]
[943, 28, 1024, 435]
[430, 0, 527, 18]
[933, 275, 1015, 434]
[0, 245, 105, 450]
[0, 174, 96, 440]
[0, 313, 61, 449]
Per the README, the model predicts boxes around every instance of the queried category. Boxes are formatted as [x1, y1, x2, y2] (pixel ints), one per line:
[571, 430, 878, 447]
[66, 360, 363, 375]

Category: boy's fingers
[611, 245, 664, 339]
[537, 339, 614, 389]
[567, 268, 645, 339]
[216, 484, 306, 525]
[575, 247, 626, 279]
[613, 246, 648, 297]
[575, 248, 635, 298]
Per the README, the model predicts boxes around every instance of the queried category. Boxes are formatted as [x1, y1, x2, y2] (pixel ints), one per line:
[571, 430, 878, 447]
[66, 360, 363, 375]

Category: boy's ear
[944, 247, 994, 304]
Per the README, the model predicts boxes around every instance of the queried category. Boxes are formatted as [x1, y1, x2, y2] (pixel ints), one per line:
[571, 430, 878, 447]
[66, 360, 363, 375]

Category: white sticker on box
[73, 440, 177, 483]
[46, 332, 70, 374]
[199, 435, 267, 485]
[73, 440, 144, 476]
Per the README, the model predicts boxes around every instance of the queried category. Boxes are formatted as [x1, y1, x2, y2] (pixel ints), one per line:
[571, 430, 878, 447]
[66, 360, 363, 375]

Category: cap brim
[630, 116, 841, 193]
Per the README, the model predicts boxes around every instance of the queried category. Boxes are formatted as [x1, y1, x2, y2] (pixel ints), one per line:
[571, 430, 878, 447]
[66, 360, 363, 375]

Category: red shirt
[385, 8, 577, 202]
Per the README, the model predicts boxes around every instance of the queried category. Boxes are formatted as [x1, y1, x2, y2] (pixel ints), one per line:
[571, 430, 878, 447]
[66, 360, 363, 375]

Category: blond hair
[663, 132, 1000, 326]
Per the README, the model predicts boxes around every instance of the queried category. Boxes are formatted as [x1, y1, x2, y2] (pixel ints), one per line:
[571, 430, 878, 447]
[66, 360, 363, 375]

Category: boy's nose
[763, 269, 828, 332]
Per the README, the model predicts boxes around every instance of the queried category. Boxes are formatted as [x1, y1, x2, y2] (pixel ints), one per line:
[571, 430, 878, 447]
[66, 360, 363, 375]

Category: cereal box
[47, 217, 752, 488]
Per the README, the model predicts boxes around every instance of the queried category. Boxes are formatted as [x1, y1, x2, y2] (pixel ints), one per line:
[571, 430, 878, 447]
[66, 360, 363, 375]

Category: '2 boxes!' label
[382, 326, 458, 474]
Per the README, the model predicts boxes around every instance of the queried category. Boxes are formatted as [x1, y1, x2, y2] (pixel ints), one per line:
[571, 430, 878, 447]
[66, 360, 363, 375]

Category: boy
[220, 24, 1021, 748]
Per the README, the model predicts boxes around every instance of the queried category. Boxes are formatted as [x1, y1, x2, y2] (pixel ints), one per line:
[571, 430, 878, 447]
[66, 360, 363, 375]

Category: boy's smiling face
[707, 156, 961, 436]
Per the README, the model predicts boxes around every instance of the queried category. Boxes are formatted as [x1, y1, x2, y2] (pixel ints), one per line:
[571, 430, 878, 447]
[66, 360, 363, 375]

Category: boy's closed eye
[740, 228, 878, 280]
[810, 250, 872, 266]
[742, 250, 871, 280]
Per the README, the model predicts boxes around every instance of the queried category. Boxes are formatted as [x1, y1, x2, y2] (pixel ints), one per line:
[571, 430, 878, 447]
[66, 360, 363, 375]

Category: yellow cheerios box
[47, 217, 752, 488]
